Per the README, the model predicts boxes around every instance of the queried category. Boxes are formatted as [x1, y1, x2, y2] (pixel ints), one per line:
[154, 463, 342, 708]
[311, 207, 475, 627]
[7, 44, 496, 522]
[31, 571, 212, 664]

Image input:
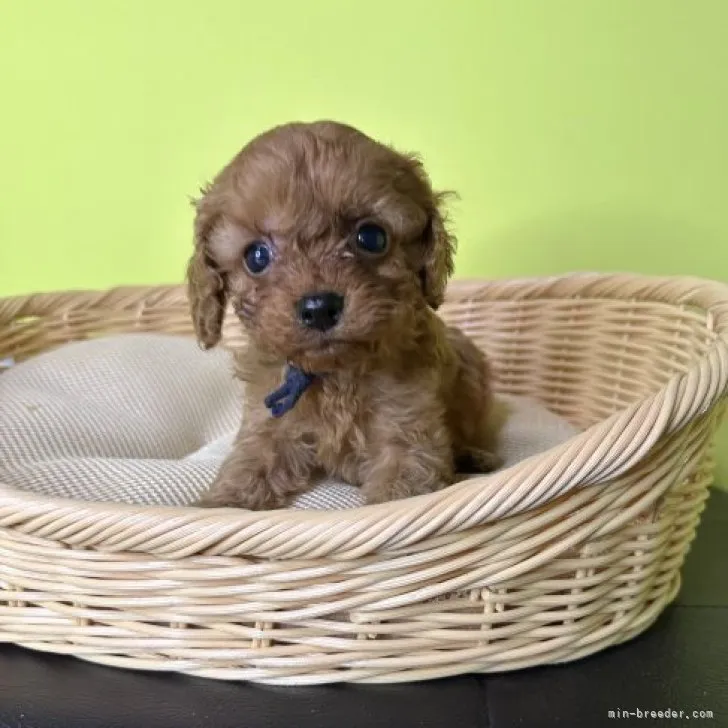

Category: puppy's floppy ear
[419, 191, 457, 309]
[187, 193, 227, 349]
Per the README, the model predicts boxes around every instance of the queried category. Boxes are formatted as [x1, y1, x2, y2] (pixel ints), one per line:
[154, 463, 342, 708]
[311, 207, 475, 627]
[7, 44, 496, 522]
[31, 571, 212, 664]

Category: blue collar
[264, 365, 317, 418]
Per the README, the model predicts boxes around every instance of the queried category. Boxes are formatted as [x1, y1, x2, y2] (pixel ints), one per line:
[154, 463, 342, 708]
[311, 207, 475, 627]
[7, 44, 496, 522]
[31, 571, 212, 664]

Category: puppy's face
[187, 121, 455, 372]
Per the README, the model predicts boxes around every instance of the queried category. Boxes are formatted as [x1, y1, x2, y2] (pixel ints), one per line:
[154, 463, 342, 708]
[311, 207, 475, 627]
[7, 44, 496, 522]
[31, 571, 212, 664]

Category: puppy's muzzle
[296, 292, 344, 332]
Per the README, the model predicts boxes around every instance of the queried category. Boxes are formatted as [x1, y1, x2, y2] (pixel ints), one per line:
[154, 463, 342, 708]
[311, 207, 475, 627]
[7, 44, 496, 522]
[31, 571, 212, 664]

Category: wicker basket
[1, 274, 727, 685]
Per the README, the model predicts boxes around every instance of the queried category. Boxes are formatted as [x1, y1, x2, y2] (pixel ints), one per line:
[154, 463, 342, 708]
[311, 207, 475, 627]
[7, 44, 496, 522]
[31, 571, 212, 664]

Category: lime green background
[1, 1, 726, 483]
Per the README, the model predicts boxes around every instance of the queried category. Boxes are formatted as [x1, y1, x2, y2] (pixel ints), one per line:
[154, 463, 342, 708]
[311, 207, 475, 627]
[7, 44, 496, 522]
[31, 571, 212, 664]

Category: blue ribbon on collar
[264, 365, 317, 418]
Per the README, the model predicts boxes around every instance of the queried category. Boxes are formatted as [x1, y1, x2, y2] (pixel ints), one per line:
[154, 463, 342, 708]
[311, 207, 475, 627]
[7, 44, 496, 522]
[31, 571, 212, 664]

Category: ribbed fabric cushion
[0, 334, 579, 509]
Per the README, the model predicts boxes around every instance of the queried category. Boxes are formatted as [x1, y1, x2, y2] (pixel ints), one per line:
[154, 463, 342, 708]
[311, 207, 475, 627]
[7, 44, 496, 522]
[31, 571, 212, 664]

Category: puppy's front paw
[362, 478, 449, 505]
[195, 472, 287, 511]
[361, 459, 451, 504]
[360, 438, 454, 505]
[455, 447, 503, 474]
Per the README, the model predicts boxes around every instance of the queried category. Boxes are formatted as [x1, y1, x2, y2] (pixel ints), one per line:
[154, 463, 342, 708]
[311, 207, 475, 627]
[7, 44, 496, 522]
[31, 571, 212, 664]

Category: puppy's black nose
[296, 292, 344, 331]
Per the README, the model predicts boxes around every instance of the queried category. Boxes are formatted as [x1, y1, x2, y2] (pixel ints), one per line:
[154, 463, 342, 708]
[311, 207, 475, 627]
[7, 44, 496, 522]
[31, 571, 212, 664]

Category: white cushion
[0, 334, 579, 509]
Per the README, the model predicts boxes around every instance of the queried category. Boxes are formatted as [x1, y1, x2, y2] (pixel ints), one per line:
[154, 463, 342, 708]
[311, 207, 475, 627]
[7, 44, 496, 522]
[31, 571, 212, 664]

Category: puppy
[188, 121, 501, 510]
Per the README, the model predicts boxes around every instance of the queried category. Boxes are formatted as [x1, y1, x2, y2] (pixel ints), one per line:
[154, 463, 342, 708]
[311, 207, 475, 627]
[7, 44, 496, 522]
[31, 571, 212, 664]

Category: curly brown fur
[187, 120, 501, 510]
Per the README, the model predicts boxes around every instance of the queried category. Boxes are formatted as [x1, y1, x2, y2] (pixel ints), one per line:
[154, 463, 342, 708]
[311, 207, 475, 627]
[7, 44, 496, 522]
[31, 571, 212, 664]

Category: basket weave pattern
[1, 274, 727, 684]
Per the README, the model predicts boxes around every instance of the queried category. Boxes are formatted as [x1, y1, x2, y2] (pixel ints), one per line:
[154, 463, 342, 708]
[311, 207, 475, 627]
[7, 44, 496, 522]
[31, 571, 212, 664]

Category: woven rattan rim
[1, 273, 727, 561]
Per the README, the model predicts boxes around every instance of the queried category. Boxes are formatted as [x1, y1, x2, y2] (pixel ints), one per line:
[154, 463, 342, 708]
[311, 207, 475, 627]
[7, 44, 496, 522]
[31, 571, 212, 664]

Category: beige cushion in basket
[0, 334, 579, 509]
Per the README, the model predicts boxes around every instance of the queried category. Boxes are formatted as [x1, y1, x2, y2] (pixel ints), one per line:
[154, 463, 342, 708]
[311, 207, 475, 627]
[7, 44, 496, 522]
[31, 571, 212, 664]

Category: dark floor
[1, 489, 727, 728]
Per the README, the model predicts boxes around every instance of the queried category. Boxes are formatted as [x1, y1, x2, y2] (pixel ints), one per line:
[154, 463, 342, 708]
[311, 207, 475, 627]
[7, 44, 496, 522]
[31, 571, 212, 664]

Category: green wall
[1, 1, 726, 482]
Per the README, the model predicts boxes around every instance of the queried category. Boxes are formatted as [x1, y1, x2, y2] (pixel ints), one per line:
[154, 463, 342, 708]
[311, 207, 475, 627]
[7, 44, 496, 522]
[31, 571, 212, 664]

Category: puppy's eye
[243, 240, 272, 275]
[355, 224, 388, 255]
